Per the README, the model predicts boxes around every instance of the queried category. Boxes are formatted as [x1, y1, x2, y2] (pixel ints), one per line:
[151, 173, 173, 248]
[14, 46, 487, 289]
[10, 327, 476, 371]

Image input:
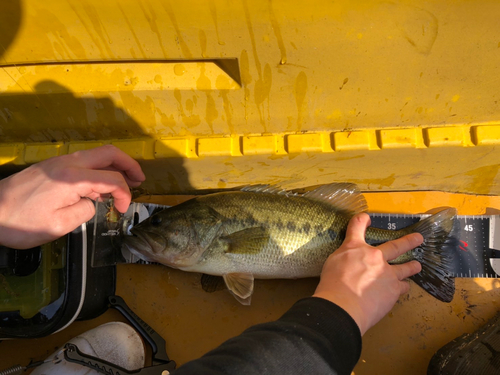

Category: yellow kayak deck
[1, 0, 500, 372]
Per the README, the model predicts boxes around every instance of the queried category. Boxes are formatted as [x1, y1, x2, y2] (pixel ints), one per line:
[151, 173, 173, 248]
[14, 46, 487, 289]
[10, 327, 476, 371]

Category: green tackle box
[0, 224, 116, 339]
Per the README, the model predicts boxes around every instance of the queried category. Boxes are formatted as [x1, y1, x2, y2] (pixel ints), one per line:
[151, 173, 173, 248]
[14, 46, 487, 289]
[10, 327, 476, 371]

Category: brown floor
[1, 191, 499, 374]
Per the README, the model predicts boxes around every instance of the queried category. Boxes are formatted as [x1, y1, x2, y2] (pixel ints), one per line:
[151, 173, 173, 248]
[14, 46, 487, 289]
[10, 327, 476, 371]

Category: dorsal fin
[241, 184, 294, 196]
[241, 183, 367, 217]
[303, 183, 368, 216]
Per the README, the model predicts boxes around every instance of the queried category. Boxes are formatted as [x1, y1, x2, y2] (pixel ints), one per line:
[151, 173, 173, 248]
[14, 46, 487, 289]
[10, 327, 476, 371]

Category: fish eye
[151, 215, 162, 226]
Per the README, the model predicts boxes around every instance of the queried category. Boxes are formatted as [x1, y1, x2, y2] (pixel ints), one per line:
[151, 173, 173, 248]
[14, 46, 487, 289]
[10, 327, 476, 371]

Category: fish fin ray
[201, 274, 226, 293]
[241, 184, 296, 196]
[405, 208, 458, 302]
[223, 273, 254, 302]
[303, 183, 368, 216]
[232, 294, 252, 305]
[221, 227, 270, 254]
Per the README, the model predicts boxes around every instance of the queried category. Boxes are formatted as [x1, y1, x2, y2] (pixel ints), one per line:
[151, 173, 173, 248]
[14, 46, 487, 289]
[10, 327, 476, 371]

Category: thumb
[54, 198, 96, 236]
[344, 213, 371, 246]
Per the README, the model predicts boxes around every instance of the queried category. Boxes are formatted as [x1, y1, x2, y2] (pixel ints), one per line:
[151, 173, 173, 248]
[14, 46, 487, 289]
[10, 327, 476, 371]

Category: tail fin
[405, 208, 458, 303]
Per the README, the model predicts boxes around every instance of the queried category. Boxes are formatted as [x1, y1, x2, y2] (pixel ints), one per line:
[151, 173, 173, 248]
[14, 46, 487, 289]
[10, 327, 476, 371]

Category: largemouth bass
[124, 183, 457, 304]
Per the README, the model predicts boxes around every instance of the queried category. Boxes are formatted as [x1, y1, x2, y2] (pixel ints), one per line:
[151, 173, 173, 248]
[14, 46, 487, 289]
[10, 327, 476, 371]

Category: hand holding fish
[313, 213, 423, 335]
[0, 145, 145, 249]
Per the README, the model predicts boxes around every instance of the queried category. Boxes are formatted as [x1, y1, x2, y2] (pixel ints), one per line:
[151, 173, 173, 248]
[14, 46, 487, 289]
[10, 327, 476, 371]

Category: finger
[392, 260, 422, 281]
[70, 145, 146, 183]
[85, 192, 104, 201]
[379, 232, 424, 261]
[344, 213, 371, 246]
[69, 169, 133, 213]
[54, 198, 96, 236]
[100, 166, 144, 187]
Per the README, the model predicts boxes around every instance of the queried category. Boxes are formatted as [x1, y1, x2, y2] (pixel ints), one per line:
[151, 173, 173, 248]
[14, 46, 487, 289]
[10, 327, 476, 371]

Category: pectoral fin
[223, 272, 254, 305]
[221, 227, 270, 254]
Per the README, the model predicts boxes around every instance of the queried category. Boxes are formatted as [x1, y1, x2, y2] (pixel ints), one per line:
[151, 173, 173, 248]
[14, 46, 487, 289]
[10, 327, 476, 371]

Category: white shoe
[32, 322, 145, 375]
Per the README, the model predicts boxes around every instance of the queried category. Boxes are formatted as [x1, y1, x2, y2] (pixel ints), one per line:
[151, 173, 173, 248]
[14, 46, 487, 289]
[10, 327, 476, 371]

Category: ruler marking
[369, 212, 499, 279]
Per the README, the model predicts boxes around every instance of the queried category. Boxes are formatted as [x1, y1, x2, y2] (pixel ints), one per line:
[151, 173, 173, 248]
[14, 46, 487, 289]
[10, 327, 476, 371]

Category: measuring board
[369, 214, 500, 278]
[91, 200, 500, 278]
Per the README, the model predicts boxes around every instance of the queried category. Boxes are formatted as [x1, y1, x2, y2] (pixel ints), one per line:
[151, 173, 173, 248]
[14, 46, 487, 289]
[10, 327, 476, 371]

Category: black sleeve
[171, 297, 362, 375]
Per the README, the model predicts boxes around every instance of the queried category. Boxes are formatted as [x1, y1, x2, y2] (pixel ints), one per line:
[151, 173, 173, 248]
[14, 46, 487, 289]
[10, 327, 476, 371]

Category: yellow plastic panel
[472, 125, 500, 146]
[1, 125, 499, 195]
[0, 143, 23, 165]
[197, 137, 235, 157]
[155, 138, 191, 158]
[0, 60, 240, 94]
[242, 135, 276, 155]
[333, 131, 372, 151]
[1, 0, 500, 195]
[68, 142, 104, 153]
[378, 128, 420, 149]
[286, 133, 325, 154]
[111, 140, 153, 160]
[424, 126, 465, 147]
[1, 0, 499, 137]
[24, 143, 63, 163]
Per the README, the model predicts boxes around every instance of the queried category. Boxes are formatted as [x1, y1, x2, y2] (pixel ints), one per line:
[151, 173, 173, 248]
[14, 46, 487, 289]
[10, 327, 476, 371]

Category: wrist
[312, 291, 368, 335]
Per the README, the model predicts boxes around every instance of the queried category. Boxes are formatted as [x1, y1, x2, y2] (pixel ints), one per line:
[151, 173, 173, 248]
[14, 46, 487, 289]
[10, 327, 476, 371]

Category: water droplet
[174, 64, 186, 76]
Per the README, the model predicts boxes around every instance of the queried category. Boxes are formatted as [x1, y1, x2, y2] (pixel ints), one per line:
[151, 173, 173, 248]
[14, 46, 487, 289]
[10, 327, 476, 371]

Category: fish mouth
[123, 230, 167, 262]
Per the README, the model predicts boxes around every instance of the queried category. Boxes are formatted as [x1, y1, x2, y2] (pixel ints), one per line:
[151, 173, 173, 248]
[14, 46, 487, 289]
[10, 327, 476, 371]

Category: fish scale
[193, 192, 347, 278]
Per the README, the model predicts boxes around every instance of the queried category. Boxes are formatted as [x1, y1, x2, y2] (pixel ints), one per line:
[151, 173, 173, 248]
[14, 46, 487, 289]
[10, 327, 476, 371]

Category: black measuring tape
[97, 200, 500, 278]
[369, 213, 500, 278]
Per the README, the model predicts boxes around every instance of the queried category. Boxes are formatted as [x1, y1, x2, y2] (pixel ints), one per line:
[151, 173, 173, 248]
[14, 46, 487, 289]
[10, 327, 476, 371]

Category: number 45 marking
[464, 224, 473, 232]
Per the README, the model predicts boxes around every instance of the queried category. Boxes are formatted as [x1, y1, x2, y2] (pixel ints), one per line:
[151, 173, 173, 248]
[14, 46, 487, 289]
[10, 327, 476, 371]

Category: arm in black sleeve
[171, 297, 362, 375]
